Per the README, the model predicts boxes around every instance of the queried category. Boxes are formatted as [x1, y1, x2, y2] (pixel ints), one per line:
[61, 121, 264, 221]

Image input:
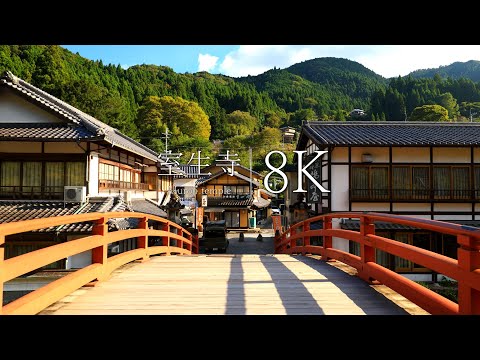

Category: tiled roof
[252, 197, 270, 209]
[0, 196, 135, 234]
[196, 168, 260, 187]
[0, 123, 97, 141]
[300, 121, 480, 147]
[130, 199, 167, 218]
[1, 71, 160, 162]
[341, 220, 420, 231]
[207, 197, 254, 207]
[341, 219, 480, 231]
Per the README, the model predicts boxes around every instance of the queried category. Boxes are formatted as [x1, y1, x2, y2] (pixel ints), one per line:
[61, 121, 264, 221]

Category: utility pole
[249, 147, 253, 196]
[158, 127, 184, 176]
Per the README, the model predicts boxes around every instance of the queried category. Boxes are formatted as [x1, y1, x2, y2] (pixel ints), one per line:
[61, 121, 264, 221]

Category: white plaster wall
[433, 147, 470, 163]
[0, 88, 63, 123]
[332, 218, 349, 252]
[351, 203, 390, 211]
[433, 214, 472, 221]
[0, 141, 41, 153]
[392, 147, 429, 163]
[66, 250, 92, 269]
[331, 165, 349, 211]
[392, 203, 431, 211]
[66, 235, 92, 269]
[88, 152, 99, 196]
[403, 274, 436, 282]
[351, 147, 389, 163]
[331, 147, 348, 162]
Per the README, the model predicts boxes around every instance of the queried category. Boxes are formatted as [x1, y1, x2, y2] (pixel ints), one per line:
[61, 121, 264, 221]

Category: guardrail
[0, 212, 196, 315]
[275, 212, 480, 315]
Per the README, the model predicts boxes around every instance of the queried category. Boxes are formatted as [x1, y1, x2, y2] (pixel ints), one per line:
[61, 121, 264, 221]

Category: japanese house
[0, 71, 171, 271]
[195, 165, 270, 229]
[290, 121, 480, 281]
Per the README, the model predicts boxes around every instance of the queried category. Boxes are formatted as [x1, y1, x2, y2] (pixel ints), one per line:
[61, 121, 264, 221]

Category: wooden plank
[42, 255, 413, 315]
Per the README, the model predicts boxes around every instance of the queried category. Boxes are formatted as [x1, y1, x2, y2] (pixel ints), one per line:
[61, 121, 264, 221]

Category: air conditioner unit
[64, 186, 87, 203]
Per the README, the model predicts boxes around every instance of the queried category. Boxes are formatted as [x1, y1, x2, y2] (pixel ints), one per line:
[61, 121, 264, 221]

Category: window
[98, 160, 143, 190]
[433, 166, 470, 200]
[475, 166, 480, 199]
[0, 161, 85, 199]
[392, 166, 429, 200]
[351, 166, 388, 200]
[394, 232, 431, 272]
[0, 161, 20, 194]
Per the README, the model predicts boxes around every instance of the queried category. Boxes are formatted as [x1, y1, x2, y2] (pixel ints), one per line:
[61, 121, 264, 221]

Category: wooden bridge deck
[41, 254, 411, 315]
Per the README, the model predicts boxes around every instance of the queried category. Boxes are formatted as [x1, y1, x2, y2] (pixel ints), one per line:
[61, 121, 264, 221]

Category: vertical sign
[272, 215, 282, 234]
[201, 194, 208, 207]
[307, 154, 322, 203]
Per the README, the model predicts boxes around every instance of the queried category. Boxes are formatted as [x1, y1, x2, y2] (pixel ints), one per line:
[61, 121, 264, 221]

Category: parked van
[201, 220, 229, 253]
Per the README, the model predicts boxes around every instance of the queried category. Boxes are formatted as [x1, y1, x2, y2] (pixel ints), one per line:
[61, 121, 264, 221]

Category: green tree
[409, 105, 449, 122]
[224, 110, 258, 137]
[153, 96, 211, 140]
[264, 111, 284, 128]
[436, 92, 459, 119]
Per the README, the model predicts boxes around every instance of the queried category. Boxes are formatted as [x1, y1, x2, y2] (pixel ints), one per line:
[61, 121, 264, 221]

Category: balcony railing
[99, 180, 150, 191]
[350, 188, 478, 201]
[0, 186, 63, 200]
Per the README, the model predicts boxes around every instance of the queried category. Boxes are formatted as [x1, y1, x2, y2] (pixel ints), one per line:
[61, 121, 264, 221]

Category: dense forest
[1, 45, 480, 170]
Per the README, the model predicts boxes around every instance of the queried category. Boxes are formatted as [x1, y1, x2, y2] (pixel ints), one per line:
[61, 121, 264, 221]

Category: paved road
[200, 229, 275, 255]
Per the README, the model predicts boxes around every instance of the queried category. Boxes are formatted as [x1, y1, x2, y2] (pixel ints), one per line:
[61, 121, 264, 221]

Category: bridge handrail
[0, 211, 197, 315]
[275, 212, 480, 315]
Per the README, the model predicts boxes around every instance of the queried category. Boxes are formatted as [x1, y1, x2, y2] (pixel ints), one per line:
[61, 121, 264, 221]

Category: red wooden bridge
[1, 212, 479, 315]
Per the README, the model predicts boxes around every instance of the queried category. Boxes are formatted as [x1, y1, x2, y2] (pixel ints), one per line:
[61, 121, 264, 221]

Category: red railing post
[0, 235, 4, 315]
[137, 216, 149, 262]
[162, 222, 170, 255]
[91, 216, 108, 281]
[322, 216, 332, 261]
[303, 220, 310, 255]
[358, 216, 376, 283]
[457, 235, 480, 314]
[177, 227, 183, 251]
[274, 229, 281, 254]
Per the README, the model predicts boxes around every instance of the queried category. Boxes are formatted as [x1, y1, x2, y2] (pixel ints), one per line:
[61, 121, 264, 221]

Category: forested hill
[238, 57, 386, 121]
[409, 60, 480, 82]
[0, 45, 387, 135]
[2, 45, 480, 169]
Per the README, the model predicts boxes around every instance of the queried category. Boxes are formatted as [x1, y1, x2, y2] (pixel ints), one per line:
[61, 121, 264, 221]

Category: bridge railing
[275, 212, 480, 315]
[0, 212, 197, 315]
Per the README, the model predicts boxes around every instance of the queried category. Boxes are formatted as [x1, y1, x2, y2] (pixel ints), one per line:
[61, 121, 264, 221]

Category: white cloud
[214, 45, 480, 78]
[197, 53, 219, 72]
[121, 64, 130, 70]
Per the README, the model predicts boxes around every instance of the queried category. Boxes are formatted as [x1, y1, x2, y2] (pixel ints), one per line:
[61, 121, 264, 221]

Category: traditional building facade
[291, 121, 480, 281]
[0, 71, 170, 271]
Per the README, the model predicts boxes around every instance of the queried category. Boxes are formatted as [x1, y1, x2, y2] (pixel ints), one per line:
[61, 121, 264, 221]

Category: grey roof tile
[1, 72, 160, 161]
[302, 121, 480, 146]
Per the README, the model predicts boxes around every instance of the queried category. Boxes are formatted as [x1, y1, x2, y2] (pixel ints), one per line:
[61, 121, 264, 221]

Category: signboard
[307, 154, 322, 203]
[201, 194, 208, 207]
[272, 215, 282, 235]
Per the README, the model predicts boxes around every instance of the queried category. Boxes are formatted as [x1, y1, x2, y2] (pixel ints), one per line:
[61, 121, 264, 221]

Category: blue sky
[62, 45, 480, 78]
